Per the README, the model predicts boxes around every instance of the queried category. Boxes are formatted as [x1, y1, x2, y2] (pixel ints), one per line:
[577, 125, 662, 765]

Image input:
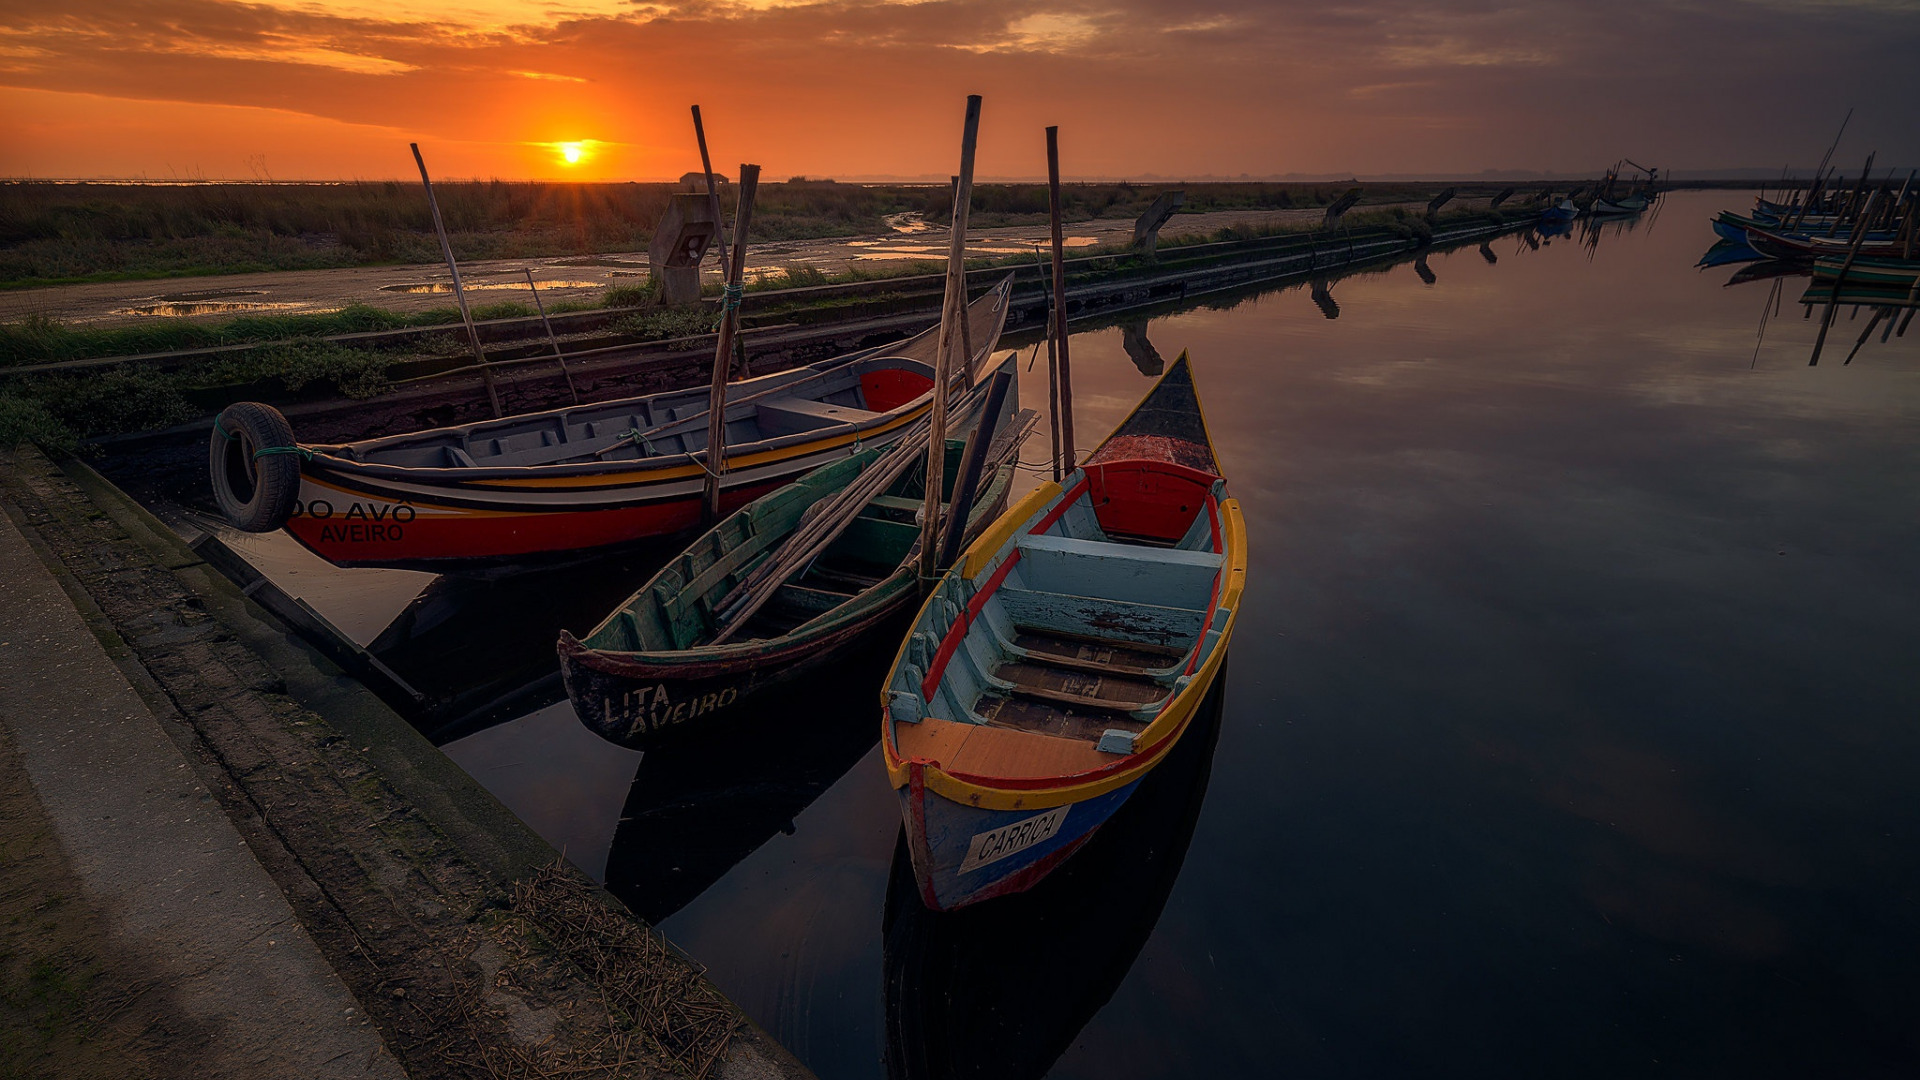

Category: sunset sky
[2, 0, 1916, 181]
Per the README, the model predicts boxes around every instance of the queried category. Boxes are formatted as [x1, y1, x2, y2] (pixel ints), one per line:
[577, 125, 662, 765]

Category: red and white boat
[209, 278, 1013, 571]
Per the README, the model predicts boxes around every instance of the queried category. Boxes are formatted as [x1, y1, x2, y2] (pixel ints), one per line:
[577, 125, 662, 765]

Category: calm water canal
[121, 191, 1920, 1077]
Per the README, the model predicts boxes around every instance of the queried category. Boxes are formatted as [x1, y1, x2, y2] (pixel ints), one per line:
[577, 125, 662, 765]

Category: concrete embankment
[0, 444, 813, 1080]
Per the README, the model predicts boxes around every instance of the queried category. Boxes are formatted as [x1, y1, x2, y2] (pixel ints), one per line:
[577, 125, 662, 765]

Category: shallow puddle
[379, 280, 607, 294]
[114, 300, 314, 317]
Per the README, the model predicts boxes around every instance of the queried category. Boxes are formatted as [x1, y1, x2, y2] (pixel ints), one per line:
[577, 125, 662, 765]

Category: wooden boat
[1539, 199, 1578, 225]
[1744, 226, 1904, 262]
[883, 673, 1225, 1080]
[880, 352, 1245, 911]
[1813, 254, 1920, 289]
[1714, 210, 1884, 247]
[1798, 281, 1920, 309]
[1591, 194, 1649, 216]
[560, 354, 1035, 746]
[208, 277, 1014, 571]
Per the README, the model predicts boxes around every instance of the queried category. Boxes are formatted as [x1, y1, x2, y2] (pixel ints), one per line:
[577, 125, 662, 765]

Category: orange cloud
[1, 0, 1915, 179]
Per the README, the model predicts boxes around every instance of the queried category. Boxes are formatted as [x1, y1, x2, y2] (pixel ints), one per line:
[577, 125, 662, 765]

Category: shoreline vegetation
[2, 179, 1451, 289]
[0, 179, 1524, 453]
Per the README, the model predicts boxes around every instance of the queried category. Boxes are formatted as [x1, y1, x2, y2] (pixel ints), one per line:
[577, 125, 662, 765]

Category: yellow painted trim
[885, 496, 1246, 812]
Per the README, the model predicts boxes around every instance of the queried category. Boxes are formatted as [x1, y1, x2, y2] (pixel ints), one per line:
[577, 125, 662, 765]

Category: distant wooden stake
[1046, 126, 1076, 475]
[920, 95, 982, 586]
[411, 143, 501, 418]
[1811, 189, 1878, 366]
[524, 269, 578, 405]
[704, 164, 761, 521]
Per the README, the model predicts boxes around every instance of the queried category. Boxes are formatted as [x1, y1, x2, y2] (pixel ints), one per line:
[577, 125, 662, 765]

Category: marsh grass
[1, 180, 1444, 288]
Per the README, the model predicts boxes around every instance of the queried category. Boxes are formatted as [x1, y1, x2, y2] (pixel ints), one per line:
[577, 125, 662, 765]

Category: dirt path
[0, 208, 1347, 329]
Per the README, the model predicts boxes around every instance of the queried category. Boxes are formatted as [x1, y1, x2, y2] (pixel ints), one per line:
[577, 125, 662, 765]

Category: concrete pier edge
[1, 444, 815, 1079]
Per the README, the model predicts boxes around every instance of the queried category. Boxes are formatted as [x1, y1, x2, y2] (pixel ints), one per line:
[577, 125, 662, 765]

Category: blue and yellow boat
[880, 352, 1245, 910]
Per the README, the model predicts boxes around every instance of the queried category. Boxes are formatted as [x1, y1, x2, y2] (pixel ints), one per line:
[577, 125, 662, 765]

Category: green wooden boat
[1812, 254, 1920, 289]
[560, 359, 1032, 747]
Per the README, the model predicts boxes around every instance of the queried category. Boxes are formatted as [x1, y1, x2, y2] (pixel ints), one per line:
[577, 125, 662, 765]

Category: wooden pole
[1792, 108, 1852, 229]
[692, 106, 750, 378]
[523, 270, 579, 404]
[1043, 287, 1063, 482]
[411, 143, 501, 418]
[937, 367, 1014, 570]
[1046, 126, 1076, 476]
[919, 94, 981, 586]
[1810, 189, 1877, 366]
[1826, 153, 1874, 237]
[703, 164, 760, 521]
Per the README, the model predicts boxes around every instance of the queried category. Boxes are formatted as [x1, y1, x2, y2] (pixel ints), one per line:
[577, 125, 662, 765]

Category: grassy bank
[0, 203, 1516, 453]
[1, 179, 1450, 288]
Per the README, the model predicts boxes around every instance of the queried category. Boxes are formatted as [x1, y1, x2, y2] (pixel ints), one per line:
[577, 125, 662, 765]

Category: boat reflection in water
[601, 635, 895, 924]
[366, 543, 679, 744]
[881, 672, 1225, 1080]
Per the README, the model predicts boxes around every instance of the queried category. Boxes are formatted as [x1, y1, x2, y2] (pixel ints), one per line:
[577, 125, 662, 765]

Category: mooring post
[1047, 126, 1076, 477]
[692, 106, 751, 378]
[704, 164, 760, 521]
[920, 96, 982, 587]
[1133, 190, 1185, 259]
[411, 143, 502, 418]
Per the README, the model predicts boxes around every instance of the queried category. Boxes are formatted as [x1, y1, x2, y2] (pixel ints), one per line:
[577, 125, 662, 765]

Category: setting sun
[558, 141, 585, 165]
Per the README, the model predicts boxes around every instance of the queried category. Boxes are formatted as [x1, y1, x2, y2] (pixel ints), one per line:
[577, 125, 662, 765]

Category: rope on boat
[613, 429, 657, 456]
[215, 418, 314, 461]
[252, 445, 315, 461]
[712, 280, 746, 331]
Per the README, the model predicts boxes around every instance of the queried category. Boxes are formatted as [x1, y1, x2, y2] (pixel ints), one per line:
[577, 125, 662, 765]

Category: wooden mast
[703, 164, 760, 521]
[693, 106, 750, 378]
[410, 143, 502, 418]
[1047, 126, 1076, 475]
[919, 95, 982, 586]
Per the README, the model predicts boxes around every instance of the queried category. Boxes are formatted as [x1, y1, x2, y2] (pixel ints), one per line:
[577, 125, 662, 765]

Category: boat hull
[560, 576, 915, 746]
[899, 764, 1143, 910]
[1813, 256, 1920, 288]
[282, 435, 884, 571]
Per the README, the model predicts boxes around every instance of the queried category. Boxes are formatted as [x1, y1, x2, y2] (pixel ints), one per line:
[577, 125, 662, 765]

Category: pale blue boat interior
[889, 476, 1232, 752]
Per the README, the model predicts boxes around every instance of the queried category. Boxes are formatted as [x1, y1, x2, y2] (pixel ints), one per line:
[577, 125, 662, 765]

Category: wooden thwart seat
[976, 695, 1151, 741]
[989, 660, 1167, 713]
[1010, 627, 1183, 677]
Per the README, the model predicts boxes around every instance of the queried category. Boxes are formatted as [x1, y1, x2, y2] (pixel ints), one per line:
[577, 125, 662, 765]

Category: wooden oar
[707, 374, 1000, 644]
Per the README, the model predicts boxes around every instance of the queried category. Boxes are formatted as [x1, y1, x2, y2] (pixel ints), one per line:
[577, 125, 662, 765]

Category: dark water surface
[112, 191, 1920, 1077]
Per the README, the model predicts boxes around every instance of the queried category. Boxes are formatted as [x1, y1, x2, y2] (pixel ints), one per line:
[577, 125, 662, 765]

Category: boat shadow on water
[600, 633, 900, 925]
[880, 668, 1227, 1080]
[362, 539, 687, 744]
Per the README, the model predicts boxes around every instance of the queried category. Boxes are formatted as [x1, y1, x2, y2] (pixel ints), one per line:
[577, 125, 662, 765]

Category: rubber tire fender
[209, 401, 302, 532]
